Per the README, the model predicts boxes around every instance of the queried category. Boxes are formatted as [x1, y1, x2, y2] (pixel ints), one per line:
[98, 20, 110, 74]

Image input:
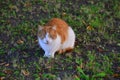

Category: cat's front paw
[44, 54, 50, 58]
[44, 53, 54, 58]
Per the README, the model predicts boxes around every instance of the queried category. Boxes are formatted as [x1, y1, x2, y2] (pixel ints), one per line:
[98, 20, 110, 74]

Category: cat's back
[46, 18, 68, 29]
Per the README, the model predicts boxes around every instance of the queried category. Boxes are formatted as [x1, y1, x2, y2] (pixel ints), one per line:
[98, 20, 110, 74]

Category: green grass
[0, 0, 120, 80]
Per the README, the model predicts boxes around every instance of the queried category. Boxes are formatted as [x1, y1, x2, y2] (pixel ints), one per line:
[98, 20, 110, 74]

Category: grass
[0, 0, 120, 80]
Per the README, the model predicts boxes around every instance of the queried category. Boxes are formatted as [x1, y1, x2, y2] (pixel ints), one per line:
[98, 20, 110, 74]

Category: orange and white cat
[38, 18, 75, 58]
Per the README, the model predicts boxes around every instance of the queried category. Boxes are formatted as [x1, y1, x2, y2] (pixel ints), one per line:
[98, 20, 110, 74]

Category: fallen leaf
[113, 73, 120, 78]
[17, 39, 24, 44]
[87, 26, 94, 30]
[4, 70, 12, 74]
[21, 70, 30, 76]
[24, 1, 32, 7]
[0, 77, 5, 80]
[97, 47, 105, 52]
[0, 62, 6, 66]
[4, 63, 10, 67]
[62, 12, 67, 16]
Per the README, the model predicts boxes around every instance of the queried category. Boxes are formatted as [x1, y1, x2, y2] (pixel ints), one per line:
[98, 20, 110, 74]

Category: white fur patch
[60, 26, 75, 49]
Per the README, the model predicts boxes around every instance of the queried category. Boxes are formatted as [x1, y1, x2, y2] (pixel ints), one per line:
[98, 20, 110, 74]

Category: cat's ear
[52, 25, 56, 30]
[38, 25, 43, 30]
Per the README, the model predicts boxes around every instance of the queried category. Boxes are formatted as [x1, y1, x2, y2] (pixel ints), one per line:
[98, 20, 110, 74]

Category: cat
[38, 18, 75, 58]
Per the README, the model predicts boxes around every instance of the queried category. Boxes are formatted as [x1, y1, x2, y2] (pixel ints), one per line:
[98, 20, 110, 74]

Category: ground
[0, 0, 120, 80]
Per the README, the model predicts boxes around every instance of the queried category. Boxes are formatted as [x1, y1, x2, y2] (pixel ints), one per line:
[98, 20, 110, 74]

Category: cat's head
[38, 25, 57, 44]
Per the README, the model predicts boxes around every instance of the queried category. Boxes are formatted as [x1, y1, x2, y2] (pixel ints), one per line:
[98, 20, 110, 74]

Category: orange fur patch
[57, 47, 73, 54]
[38, 26, 57, 39]
[45, 18, 69, 44]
